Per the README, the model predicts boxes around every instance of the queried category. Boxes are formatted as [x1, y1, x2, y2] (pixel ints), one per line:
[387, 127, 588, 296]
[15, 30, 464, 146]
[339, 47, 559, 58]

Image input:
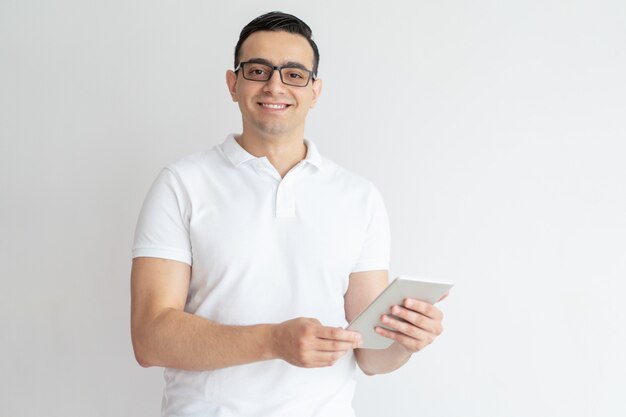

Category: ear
[226, 70, 238, 102]
[309, 78, 323, 109]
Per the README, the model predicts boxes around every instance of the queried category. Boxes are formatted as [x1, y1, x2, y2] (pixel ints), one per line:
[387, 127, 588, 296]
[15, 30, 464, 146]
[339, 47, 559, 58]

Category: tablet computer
[346, 276, 453, 349]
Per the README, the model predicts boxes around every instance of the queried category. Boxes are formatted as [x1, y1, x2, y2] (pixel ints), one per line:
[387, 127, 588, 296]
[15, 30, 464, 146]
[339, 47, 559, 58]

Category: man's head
[226, 12, 323, 140]
[234, 11, 320, 77]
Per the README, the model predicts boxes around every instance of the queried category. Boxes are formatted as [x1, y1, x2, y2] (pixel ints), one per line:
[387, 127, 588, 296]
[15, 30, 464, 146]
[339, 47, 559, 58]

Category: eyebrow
[245, 57, 311, 71]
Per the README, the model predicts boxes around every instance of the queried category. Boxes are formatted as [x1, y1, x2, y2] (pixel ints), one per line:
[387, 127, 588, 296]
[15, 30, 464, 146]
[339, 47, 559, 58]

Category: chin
[255, 123, 292, 137]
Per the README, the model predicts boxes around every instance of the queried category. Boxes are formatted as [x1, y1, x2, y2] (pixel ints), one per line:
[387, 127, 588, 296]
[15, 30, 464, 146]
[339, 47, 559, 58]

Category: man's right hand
[271, 318, 362, 368]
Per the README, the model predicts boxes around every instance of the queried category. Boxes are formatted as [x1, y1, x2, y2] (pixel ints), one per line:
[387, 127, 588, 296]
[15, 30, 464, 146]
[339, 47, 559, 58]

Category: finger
[403, 298, 443, 320]
[380, 313, 424, 339]
[374, 326, 430, 353]
[438, 292, 449, 302]
[307, 350, 348, 367]
[389, 305, 443, 335]
[315, 338, 361, 352]
[381, 314, 439, 342]
[317, 326, 362, 344]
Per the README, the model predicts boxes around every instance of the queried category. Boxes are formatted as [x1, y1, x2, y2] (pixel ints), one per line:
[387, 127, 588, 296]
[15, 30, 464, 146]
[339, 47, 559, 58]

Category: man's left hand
[374, 298, 445, 353]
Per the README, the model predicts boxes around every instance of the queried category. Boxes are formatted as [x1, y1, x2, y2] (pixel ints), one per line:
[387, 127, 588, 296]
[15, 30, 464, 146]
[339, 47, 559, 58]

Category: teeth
[261, 103, 288, 109]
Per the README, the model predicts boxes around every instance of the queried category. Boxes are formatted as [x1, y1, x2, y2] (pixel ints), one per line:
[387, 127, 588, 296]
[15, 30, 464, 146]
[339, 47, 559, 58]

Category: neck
[237, 129, 307, 178]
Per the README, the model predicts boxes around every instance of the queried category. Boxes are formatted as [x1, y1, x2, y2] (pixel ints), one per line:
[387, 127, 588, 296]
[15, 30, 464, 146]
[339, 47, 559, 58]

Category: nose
[263, 69, 286, 93]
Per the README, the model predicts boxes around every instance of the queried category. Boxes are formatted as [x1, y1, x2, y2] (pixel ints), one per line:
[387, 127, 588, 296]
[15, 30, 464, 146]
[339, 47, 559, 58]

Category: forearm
[132, 308, 276, 371]
[354, 342, 412, 375]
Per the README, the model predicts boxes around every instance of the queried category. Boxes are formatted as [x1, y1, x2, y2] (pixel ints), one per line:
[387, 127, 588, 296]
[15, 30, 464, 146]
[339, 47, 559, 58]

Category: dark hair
[234, 11, 320, 77]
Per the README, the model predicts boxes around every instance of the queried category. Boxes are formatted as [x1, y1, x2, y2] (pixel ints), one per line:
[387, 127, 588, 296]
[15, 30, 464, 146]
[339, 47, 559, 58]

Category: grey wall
[1, 1, 625, 416]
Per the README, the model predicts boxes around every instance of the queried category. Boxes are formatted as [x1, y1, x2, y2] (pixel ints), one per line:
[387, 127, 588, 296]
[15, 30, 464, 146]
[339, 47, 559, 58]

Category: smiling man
[131, 11, 445, 417]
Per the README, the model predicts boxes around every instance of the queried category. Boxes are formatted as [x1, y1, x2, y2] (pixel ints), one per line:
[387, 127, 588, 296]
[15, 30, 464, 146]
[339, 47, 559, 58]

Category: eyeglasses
[235, 60, 315, 87]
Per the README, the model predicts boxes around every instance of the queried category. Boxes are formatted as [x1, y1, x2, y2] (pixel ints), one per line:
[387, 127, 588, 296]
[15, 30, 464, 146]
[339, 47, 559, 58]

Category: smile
[259, 103, 291, 109]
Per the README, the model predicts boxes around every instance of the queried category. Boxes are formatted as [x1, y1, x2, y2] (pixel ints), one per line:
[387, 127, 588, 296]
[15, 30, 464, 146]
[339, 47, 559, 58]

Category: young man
[131, 11, 445, 417]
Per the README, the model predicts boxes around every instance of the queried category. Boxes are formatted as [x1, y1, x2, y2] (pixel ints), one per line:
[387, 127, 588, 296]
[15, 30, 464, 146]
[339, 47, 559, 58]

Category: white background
[1, 1, 625, 416]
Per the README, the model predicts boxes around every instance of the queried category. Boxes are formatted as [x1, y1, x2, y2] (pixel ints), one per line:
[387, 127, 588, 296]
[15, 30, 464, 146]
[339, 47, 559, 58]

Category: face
[226, 31, 322, 139]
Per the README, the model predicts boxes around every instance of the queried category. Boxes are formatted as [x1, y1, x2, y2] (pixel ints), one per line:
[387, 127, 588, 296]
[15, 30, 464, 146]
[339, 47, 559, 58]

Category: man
[131, 11, 445, 417]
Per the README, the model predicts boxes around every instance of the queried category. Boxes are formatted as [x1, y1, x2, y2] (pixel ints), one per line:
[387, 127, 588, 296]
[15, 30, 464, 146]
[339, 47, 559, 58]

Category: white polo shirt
[133, 134, 390, 417]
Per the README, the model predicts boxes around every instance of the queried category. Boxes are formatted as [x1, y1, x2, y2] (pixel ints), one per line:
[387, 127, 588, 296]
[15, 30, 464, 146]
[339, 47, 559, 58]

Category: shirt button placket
[275, 178, 296, 218]
[275, 163, 305, 218]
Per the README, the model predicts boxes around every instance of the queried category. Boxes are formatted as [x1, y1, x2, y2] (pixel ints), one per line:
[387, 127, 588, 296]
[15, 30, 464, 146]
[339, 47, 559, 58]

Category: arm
[344, 270, 446, 376]
[131, 257, 362, 371]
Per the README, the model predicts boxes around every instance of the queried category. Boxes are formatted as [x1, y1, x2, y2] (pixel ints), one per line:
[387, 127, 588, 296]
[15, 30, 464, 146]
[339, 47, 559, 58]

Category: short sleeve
[351, 185, 390, 273]
[132, 167, 193, 265]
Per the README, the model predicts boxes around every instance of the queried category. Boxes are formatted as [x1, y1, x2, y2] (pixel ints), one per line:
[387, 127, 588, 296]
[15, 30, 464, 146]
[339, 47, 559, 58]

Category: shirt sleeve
[351, 185, 391, 273]
[132, 167, 193, 266]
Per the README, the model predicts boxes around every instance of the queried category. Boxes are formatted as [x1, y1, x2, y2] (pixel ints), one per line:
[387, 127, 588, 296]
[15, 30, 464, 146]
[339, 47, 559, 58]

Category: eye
[243, 64, 272, 79]
[247, 67, 267, 76]
[283, 68, 306, 79]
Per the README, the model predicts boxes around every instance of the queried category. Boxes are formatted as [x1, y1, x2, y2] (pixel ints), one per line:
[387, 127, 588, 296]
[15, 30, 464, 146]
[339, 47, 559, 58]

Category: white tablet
[346, 276, 453, 349]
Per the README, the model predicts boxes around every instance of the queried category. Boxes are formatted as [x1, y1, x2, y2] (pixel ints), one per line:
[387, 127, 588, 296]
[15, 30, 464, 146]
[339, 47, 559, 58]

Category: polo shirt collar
[221, 134, 324, 170]
[221, 134, 256, 166]
[303, 138, 323, 170]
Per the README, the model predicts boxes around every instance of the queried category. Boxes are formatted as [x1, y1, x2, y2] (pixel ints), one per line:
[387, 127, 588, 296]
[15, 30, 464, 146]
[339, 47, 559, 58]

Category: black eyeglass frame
[235, 60, 316, 87]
